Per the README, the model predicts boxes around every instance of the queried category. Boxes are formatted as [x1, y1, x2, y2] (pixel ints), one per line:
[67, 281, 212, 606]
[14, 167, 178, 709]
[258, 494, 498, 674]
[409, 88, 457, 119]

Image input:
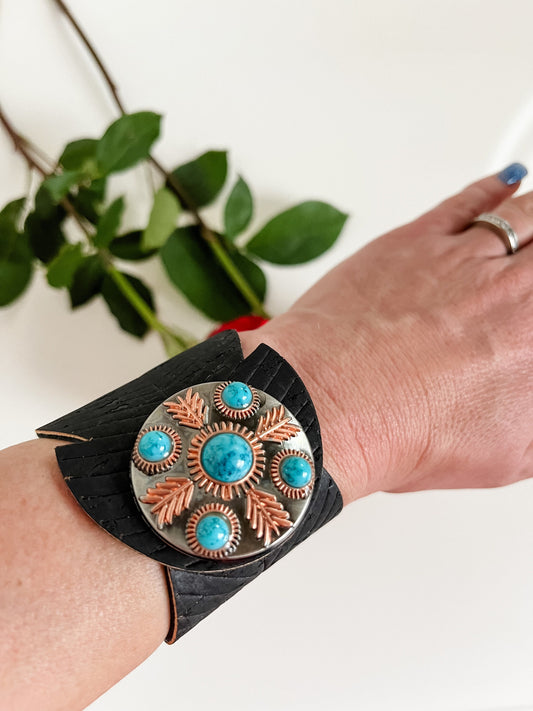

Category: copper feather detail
[245, 488, 292, 546]
[140, 477, 194, 529]
[255, 405, 300, 443]
[164, 388, 208, 429]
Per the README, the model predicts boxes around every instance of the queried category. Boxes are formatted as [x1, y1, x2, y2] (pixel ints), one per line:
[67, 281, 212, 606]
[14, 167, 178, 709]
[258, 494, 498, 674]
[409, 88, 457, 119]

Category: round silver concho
[130, 380, 315, 561]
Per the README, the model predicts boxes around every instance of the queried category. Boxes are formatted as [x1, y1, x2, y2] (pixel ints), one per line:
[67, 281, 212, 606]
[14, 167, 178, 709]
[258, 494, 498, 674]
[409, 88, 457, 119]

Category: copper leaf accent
[255, 405, 300, 443]
[140, 477, 194, 530]
[245, 488, 292, 546]
[164, 387, 208, 429]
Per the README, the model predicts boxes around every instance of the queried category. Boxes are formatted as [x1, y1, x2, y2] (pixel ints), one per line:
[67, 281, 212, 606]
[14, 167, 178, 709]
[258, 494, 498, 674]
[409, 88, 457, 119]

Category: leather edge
[164, 566, 179, 644]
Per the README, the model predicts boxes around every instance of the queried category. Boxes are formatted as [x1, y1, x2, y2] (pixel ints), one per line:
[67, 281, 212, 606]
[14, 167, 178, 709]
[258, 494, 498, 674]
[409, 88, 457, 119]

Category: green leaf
[109, 231, 157, 261]
[71, 178, 107, 224]
[246, 201, 348, 264]
[69, 254, 106, 308]
[25, 212, 65, 262]
[34, 184, 59, 219]
[160, 226, 265, 321]
[101, 271, 154, 338]
[0, 203, 33, 306]
[24, 186, 66, 263]
[60, 138, 98, 173]
[224, 176, 253, 240]
[96, 112, 161, 175]
[0, 258, 33, 306]
[170, 150, 227, 208]
[94, 197, 125, 248]
[231, 249, 266, 302]
[0, 198, 26, 232]
[142, 187, 180, 251]
[0, 206, 31, 262]
[42, 170, 83, 202]
[46, 243, 85, 288]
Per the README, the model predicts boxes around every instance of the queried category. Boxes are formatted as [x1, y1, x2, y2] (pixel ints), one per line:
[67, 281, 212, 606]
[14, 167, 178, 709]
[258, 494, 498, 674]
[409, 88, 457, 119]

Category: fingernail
[498, 162, 528, 185]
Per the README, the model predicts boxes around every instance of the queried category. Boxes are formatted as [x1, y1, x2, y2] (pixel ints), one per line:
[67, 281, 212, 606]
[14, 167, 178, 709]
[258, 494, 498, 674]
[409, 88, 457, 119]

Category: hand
[240, 166, 533, 505]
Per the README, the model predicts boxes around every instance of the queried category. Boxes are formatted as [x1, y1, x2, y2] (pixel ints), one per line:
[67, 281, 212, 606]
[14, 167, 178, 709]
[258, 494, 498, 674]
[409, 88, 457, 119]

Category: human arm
[2, 167, 532, 709]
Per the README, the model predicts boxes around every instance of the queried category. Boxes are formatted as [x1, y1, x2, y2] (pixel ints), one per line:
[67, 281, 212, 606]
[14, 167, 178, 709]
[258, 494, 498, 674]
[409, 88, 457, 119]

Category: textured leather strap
[37, 330, 344, 642]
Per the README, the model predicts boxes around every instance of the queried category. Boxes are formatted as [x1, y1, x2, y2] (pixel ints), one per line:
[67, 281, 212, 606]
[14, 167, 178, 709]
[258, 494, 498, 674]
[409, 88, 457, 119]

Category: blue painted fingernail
[498, 162, 528, 185]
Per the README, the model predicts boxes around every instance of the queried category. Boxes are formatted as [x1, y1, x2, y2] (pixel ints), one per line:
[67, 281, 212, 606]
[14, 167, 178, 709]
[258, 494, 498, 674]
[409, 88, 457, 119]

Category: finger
[416, 163, 527, 235]
[462, 188, 533, 258]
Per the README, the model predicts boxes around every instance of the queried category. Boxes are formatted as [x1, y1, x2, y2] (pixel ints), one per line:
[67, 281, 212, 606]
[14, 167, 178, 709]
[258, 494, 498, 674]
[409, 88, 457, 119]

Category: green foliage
[109, 231, 157, 261]
[72, 178, 106, 224]
[69, 254, 105, 308]
[0, 254, 33, 306]
[160, 226, 265, 322]
[0, 198, 25, 231]
[96, 112, 161, 175]
[101, 271, 154, 338]
[60, 138, 98, 173]
[94, 196, 125, 248]
[246, 201, 348, 264]
[224, 176, 253, 240]
[142, 187, 180, 251]
[24, 186, 66, 263]
[0, 198, 33, 305]
[1, 106, 349, 349]
[42, 170, 83, 202]
[46, 243, 85, 288]
[170, 150, 227, 208]
[43, 139, 101, 202]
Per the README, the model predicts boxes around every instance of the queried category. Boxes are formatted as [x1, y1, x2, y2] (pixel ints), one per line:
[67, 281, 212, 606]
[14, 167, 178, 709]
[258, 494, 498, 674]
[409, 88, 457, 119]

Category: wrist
[238, 320, 370, 505]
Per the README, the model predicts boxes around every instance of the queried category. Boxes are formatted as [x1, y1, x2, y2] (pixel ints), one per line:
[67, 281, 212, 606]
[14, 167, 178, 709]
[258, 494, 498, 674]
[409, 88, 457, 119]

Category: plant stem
[51, 0, 271, 319]
[204, 233, 268, 317]
[106, 266, 192, 353]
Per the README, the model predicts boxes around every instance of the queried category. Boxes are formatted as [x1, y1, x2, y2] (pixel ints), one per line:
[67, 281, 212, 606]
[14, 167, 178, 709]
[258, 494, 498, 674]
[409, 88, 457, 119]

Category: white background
[1, 1, 533, 710]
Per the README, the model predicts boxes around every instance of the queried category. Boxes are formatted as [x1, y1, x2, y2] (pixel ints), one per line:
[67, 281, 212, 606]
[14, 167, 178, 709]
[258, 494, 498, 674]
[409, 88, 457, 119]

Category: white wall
[1, 1, 533, 709]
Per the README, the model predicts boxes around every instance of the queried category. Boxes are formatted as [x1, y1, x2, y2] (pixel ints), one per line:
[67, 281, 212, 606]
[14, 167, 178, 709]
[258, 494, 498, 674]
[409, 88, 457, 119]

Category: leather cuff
[36, 329, 343, 643]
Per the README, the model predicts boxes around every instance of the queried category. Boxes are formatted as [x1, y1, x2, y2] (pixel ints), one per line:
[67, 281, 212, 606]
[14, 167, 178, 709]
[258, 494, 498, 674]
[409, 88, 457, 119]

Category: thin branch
[0, 107, 47, 176]
[52, 0, 126, 114]
[50, 2, 206, 224]
[1, 105, 93, 238]
[51, 0, 270, 318]
[19, 136, 56, 171]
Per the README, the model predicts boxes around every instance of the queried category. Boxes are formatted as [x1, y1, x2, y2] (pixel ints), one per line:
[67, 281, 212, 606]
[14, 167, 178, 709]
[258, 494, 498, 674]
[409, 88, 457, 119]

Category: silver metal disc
[130, 381, 315, 561]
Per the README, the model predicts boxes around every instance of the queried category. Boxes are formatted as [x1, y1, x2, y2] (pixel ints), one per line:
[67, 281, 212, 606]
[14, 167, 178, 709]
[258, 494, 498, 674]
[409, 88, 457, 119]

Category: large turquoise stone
[221, 381, 253, 410]
[201, 432, 253, 482]
[196, 513, 230, 551]
[138, 430, 173, 462]
[280, 455, 312, 488]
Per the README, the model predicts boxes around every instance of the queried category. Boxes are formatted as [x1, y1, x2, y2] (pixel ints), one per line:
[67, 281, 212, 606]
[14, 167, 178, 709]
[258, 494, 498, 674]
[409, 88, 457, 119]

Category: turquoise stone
[138, 430, 173, 462]
[280, 455, 312, 488]
[196, 513, 230, 551]
[221, 381, 253, 410]
[200, 432, 253, 483]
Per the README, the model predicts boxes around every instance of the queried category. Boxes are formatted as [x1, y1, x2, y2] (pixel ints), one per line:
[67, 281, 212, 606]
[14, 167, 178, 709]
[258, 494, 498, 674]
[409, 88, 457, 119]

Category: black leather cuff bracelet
[36, 329, 343, 643]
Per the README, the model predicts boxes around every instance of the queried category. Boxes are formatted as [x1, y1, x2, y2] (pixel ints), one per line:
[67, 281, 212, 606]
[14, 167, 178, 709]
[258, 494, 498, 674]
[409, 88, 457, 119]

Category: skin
[1, 170, 532, 709]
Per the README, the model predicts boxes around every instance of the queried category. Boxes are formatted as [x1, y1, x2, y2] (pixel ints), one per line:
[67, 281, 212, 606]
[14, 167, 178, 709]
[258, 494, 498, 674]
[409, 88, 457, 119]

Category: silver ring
[471, 212, 519, 254]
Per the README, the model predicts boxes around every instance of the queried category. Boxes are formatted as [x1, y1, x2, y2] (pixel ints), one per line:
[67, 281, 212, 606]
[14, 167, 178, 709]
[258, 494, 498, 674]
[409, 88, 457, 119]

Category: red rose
[208, 315, 269, 338]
